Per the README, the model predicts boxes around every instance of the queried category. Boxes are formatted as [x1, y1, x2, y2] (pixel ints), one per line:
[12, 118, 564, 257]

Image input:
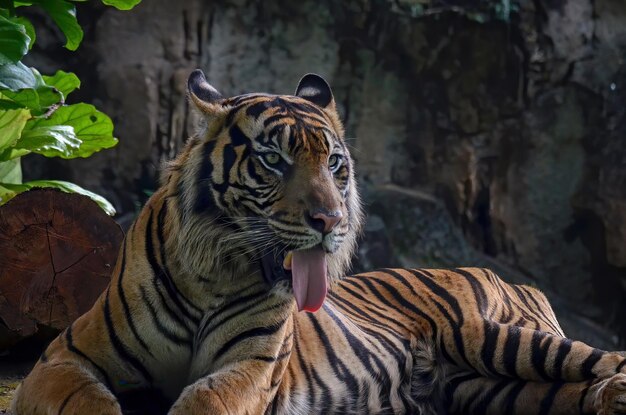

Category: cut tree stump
[0, 188, 123, 351]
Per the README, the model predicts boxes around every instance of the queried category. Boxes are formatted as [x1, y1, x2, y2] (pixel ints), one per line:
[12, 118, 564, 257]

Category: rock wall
[24, 0, 626, 347]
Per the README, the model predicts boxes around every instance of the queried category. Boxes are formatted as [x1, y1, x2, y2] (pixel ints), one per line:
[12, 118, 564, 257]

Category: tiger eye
[263, 152, 281, 165]
[328, 154, 342, 170]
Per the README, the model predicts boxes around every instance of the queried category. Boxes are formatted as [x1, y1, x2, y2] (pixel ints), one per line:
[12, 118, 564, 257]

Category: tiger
[11, 69, 626, 415]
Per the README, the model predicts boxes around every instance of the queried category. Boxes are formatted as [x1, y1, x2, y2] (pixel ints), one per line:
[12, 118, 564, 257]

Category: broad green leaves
[24, 104, 118, 158]
[0, 62, 62, 112]
[13, 16, 34, 49]
[16, 125, 81, 158]
[0, 0, 141, 215]
[36, 0, 83, 51]
[42, 70, 80, 99]
[0, 158, 21, 184]
[101, 0, 142, 10]
[0, 15, 29, 64]
[0, 108, 29, 152]
[0, 104, 118, 161]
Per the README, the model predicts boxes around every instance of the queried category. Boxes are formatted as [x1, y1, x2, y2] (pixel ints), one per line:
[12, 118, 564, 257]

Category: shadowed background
[22, 0, 626, 349]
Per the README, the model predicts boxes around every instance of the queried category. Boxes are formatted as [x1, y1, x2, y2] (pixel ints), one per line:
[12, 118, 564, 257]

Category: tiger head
[176, 70, 363, 312]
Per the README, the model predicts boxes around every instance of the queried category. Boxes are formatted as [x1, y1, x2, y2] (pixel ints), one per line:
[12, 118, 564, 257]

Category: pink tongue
[291, 248, 328, 312]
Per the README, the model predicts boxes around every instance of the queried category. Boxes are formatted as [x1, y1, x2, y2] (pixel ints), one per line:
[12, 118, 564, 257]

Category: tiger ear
[295, 74, 335, 109]
[187, 69, 224, 114]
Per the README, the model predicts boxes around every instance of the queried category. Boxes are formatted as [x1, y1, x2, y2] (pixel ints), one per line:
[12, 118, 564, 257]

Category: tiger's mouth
[260, 244, 328, 312]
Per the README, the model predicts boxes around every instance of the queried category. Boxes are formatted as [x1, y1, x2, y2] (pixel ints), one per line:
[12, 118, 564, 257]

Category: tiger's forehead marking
[224, 94, 336, 157]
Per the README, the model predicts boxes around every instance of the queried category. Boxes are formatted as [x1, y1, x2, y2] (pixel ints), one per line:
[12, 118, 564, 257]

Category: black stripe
[264, 114, 289, 127]
[145, 209, 198, 326]
[471, 378, 511, 414]
[311, 366, 334, 411]
[194, 139, 217, 213]
[328, 293, 408, 371]
[520, 286, 562, 334]
[246, 100, 272, 118]
[453, 268, 489, 315]
[444, 372, 481, 408]
[581, 348, 604, 378]
[552, 338, 573, 379]
[104, 289, 153, 382]
[213, 319, 287, 362]
[511, 285, 542, 330]
[323, 304, 393, 409]
[230, 124, 251, 147]
[578, 381, 593, 413]
[116, 238, 154, 356]
[197, 286, 267, 339]
[358, 275, 438, 335]
[247, 156, 266, 184]
[292, 334, 316, 410]
[503, 325, 521, 377]
[140, 286, 189, 345]
[285, 100, 327, 118]
[481, 269, 515, 324]
[252, 350, 292, 363]
[377, 270, 474, 369]
[502, 380, 526, 414]
[65, 325, 113, 389]
[203, 300, 289, 346]
[305, 313, 360, 412]
[152, 278, 194, 336]
[156, 201, 202, 315]
[481, 320, 500, 376]
[531, 330, 553, 380]
[538, 381, 564, 415]
[409, 269, 464, 321]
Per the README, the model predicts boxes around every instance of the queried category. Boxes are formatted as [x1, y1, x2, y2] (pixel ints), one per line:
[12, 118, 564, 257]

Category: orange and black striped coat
[12, 71, 626, 415]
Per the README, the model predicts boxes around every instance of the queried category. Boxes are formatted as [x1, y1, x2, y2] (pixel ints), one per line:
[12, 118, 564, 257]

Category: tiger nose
[307, 210, 343, 234]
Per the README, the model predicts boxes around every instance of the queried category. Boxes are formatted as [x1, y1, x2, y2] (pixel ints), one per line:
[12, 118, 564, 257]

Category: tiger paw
[596, 373, 626, 415]
[168, 382, 229, 415]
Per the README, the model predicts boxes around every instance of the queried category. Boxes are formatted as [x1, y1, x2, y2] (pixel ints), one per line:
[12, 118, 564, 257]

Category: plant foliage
[0, 0, 142, 214]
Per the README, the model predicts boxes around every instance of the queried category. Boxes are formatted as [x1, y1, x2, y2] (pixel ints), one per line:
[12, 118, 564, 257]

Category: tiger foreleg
[12, 359, 121, 415]
[169, 314, 293, 415]
[445, 372, 626, 415]
[168, 361, 279, 415]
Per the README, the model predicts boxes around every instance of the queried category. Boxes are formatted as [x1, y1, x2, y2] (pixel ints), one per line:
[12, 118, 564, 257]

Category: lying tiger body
[12, 70, 626, 415]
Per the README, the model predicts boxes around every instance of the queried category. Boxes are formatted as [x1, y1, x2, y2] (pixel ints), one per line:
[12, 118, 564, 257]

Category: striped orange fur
[12, 70, 626, 415]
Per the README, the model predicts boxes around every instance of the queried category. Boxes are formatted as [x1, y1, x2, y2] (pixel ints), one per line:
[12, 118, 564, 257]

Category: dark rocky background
[22, 0, 626, 349]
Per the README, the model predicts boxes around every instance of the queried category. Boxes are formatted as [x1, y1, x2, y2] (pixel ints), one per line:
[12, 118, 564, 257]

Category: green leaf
[16, 124, 81, 158]
[0, 14, 30, 64]
[0, 62, 62, 111]
[0, 98, 27, 110]
[36, 0, 83, 51]
[13, 16, 35, 49]
[0, 182, 29, 205]
[0, 158, 22, 183]
[0, 62, 64, 115]
[0, 108, 30, 152]
[22, 179, 115, 214]
[0, 61, 35, 90]
[0, 146, 29, 161]
[42, 70, 80, 100]
[26, 103, 118, 157]
[101, 0, 142, 10]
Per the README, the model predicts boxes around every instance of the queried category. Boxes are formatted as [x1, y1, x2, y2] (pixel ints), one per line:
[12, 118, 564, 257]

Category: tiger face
[184, 70, 363, 311]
